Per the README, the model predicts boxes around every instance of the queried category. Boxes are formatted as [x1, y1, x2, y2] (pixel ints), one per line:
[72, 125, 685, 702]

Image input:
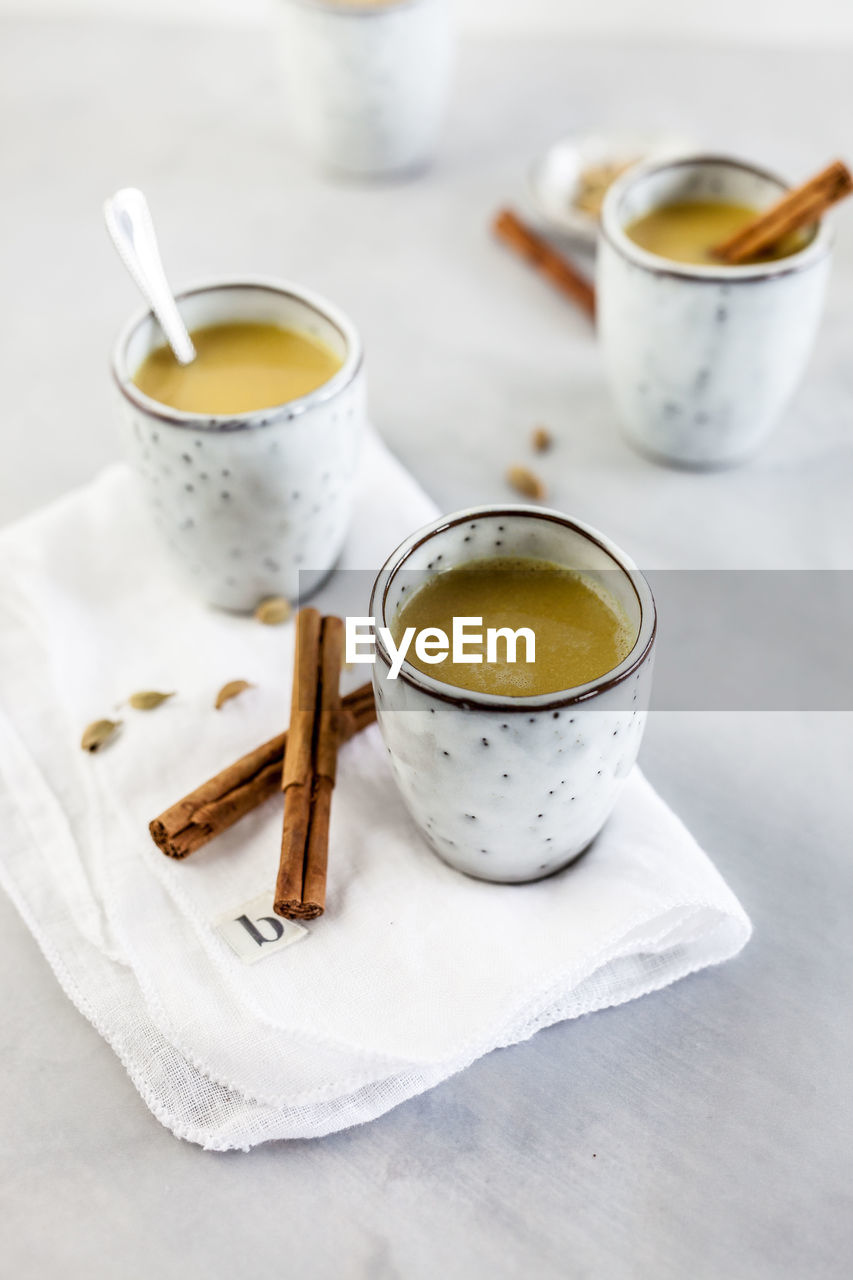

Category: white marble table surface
[1, 17, 851, 1280]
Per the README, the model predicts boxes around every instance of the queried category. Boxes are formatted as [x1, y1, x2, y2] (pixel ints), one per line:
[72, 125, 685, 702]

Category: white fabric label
[214, 892, 307, 964]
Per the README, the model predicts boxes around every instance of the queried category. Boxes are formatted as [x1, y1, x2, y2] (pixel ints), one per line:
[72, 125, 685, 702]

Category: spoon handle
[104, 188, 196, 366]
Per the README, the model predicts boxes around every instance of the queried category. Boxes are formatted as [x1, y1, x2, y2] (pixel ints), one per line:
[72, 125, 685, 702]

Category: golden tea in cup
[133, 321, 343, 415]
[624, 200, 810, 265]
[391, 556, 634, 697]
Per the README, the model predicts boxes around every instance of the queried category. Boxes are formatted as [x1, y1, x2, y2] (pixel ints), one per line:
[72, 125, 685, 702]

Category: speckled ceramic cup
[276, 0, 452, 177]
[369, 506, 656, 883]
[112, 277, 365, 611]
[598, 155, 832, 468]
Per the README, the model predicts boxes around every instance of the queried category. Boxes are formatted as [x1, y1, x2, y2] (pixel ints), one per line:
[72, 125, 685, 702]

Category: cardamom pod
[215, 680, 254, 710]
[531, 425, 552, 453]
[254, 596, 291, 626]
[81, 719, 122, 753]
[507, 464, 546, 501]
[129, 691, 175, 710]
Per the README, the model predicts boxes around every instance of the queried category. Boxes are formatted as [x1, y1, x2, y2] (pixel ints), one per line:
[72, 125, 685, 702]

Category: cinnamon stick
[713, 160, 853, 264]
[493, 207, 596, 320]
[275, 608, 322, 913]
[274, 612, 344, 921]
[301, 618, 344, 914]
[148, 682, 374, 860]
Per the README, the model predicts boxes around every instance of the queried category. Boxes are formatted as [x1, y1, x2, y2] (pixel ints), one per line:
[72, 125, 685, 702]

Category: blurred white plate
[529, 132, 695, 245]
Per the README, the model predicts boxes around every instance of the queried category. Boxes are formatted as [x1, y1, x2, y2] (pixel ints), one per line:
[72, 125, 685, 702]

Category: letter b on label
[214, 893, 307, 964]
[236, 913, 285, 947]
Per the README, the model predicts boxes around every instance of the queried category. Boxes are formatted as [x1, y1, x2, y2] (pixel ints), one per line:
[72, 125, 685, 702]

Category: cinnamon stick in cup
[149, 682, 374, 860]
[275, 610, 344, 921]
[713, 159, 853, 264]
[492, 208, 596, 320]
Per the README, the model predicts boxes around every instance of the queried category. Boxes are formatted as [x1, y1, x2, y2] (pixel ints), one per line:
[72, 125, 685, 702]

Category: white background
[3, 0, 853, 44]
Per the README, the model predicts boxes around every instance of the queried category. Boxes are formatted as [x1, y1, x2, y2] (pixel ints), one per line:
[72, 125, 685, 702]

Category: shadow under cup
[112, 278, 365, 611]
[369, 506, 657, 883]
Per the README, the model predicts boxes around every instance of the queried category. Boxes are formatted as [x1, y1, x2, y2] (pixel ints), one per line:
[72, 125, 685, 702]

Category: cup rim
[368, 504, 657, 712]
[600, 152, 834, 282]
[111, 275, 363, 432]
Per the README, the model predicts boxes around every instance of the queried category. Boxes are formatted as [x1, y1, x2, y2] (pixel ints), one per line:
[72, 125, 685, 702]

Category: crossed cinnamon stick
[149, 669, 375, 873]
[274, 609, 342, 920]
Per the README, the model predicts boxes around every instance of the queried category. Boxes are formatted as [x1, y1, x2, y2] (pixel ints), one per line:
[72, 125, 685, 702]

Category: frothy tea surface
[392, 557, 635, 697]
[133, 322, 343, 415]
[625, 200, 809, 265]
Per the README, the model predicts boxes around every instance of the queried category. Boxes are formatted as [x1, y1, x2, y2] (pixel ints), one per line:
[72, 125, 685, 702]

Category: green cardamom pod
[254, 597, 291, 626]
[81, 719, 122, 752]
[215, 680, 254, 710]
[128, 691, 175, 710]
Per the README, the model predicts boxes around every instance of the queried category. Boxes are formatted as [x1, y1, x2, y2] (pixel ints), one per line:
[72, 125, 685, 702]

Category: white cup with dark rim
[276, 0, 453, 178]
[598, 154, 833, 468]
[369, 505, 657, 884]
[112, 277, 365, 611]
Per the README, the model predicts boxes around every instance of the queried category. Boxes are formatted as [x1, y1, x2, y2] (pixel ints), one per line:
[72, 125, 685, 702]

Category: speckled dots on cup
[276, 0, 453, 178]
[112, 278, 365, 611]
[598, 155, 832, 468]
[369, 506, 657, 883]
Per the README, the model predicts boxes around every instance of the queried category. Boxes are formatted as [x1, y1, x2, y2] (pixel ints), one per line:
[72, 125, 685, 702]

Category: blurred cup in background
[277, 0, 453, 179]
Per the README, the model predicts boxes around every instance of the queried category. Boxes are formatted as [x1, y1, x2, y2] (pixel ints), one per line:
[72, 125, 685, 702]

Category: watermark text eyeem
[346, 616, 536, 679]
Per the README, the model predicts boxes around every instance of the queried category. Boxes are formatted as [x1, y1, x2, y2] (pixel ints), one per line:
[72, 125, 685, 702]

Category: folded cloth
[0, 429, 751, 1149]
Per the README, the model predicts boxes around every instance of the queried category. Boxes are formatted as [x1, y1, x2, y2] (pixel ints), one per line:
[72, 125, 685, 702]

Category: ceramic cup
[276, 0, 453, 178]
[112, 277, 365, 611]
[369, 506, 656, 883]
[598, 155, 832, 468]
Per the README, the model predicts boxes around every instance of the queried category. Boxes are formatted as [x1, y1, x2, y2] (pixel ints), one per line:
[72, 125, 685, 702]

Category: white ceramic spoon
[103, 187, 196, 365]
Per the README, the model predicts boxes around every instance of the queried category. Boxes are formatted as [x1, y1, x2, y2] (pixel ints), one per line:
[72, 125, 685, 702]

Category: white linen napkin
[0, 429, 751, 1149]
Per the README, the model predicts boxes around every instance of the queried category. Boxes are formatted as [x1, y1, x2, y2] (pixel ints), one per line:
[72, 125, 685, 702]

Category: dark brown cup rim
[111, 276, 363, 432]
[368, 504, 657, 712]
[600, 152, 834, 283]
